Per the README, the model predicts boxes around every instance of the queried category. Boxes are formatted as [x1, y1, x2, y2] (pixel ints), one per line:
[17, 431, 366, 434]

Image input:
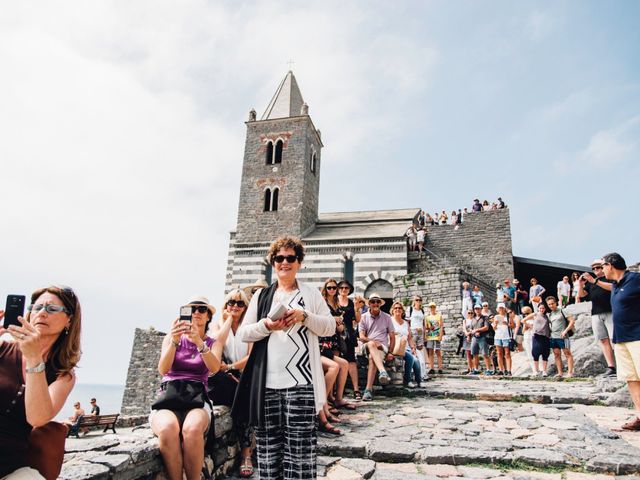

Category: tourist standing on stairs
[471, 285, 484, 307]
[405, 225, 417, 252]
[529, 278, 546, 311]
[469, 305, 492, 375]
[425, 302, 444, 374]
[461, 282, 474, 317]
[359, 293, 396, 401]
[592, 253, 640, 431]
[578, 259, 617, 377]
[492, 303, 513, 376]
[461, 309, 475, 374]
[407, 296, 428, 381]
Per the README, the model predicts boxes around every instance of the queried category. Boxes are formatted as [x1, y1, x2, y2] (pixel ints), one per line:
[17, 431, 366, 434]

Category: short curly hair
[267, 236, 305, 265]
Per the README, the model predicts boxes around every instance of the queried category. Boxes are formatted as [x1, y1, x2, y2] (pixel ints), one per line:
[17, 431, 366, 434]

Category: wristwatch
[302, 311, 309, 324]
[26, 362, 46, 374]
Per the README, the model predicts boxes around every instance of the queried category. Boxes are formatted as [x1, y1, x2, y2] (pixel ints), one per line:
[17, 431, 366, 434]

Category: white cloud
[579, 116, 639, 167]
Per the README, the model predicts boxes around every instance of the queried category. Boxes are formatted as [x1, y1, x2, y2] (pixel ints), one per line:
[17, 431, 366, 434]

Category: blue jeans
[403, 350, 422, 383]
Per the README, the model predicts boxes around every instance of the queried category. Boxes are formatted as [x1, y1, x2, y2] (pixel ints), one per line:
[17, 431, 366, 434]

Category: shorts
[615, 340, 640, 382]
[591, 312, 613, 341]
[360, 343, 388, 358]
[550, 338, 571, 350]
[425, 340, 441, 350]
[462, 336, 472, 351]
[494, 338, 511, 348]
[470, 336, 489, 356]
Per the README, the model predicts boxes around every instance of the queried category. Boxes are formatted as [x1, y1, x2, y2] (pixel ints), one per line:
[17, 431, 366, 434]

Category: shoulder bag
[152, 379, 208, 411]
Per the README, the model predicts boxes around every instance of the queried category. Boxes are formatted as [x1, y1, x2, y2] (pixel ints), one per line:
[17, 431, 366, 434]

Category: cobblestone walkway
[312, 378, 640, 480]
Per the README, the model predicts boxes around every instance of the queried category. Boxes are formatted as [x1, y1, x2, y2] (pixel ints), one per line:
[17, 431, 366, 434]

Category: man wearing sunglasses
[590, 253, 640, 431]
[358, 293, 395, 401]
[578, 259, 616, 377]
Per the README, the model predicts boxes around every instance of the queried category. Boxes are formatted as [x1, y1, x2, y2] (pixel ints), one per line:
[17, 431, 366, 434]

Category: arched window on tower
[264, 187, 279, 212]
[265, 141, 274, 165]
[264, 188, 272, 212]
[310, 152, 317, 174]
[344, 258, 354, 284]
[274, 139, 283, 164]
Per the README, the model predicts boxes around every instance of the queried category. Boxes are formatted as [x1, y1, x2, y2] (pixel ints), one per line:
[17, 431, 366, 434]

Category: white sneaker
[542, 371, 548, 377]
[407, 381, 417, 388]
[417, 382, 425, 388]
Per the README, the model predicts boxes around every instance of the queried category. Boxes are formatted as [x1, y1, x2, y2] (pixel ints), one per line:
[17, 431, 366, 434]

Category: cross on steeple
[287, 59, 295, 70]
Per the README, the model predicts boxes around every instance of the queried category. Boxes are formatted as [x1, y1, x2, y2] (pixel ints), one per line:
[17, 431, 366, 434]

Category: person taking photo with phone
[150, 296, 230, 480]
[0, 285, 82, 479]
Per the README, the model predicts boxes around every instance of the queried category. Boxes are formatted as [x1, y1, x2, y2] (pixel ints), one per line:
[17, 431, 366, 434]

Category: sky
[1, 1, 638, 386]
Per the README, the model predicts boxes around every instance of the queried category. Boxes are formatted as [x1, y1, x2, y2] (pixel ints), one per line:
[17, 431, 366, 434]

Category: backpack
[408, 306, 424, 317]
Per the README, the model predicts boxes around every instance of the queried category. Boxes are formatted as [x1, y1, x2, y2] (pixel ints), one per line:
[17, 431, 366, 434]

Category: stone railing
[61, 406, 236, 480]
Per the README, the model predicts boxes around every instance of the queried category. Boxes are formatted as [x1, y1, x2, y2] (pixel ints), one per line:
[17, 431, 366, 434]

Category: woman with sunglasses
[209, 289, 254, 477]
[390, 301, 422, 388]
[0, 285, 82, 479]
[151, 296, 230, 480]
[233, 236, 335, 480]
[336, 280, 361, 400]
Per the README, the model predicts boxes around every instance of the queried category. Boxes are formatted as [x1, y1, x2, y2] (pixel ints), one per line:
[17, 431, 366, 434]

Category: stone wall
[394, 267, 469, 372]
[418, 209, 514, 287]
[121, 328, 164, 417]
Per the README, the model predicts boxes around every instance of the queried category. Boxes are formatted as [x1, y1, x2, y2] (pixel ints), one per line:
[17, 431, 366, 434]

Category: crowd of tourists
[406, 197, 507, 251]
[2, 242, 639, 480]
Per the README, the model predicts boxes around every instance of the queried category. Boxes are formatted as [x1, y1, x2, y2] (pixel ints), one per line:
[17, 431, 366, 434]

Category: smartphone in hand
[179, 306, 192, 323]
[4, 295, 26, 329]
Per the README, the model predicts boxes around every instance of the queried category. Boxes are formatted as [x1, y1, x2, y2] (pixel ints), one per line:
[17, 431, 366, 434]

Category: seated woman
[151, 296, 230, 480]
[390, 301, 422, 388]
[0, 285, 82, 479]
[209, 289, 254, 478]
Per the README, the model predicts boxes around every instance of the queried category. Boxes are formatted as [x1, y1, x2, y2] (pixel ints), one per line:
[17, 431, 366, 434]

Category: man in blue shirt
[594, 252, 640, 431]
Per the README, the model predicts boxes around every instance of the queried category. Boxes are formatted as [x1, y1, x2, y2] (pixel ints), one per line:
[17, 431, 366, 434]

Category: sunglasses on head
[191, 305, 209, 314]
[273, 255, 298, 264]
[28, 304, 69, 314]
[226, 300, 246, 308]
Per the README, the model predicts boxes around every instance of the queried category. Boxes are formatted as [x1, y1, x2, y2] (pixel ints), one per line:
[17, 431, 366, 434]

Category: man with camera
[578, 259, 616, 377]
[585, 253, 640, 431]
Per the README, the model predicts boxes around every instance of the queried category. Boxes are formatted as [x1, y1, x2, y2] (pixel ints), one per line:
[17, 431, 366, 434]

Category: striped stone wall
[225, 234, 408, 294]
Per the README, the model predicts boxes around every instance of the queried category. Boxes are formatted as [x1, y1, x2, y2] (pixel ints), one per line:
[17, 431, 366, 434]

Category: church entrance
[364, 279, 393, 314]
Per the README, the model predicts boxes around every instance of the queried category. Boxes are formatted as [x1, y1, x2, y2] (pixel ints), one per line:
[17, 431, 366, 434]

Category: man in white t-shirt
[557, 276, 572, 307]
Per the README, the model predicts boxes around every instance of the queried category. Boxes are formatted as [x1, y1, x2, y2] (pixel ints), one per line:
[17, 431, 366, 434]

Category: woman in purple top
[151, 296, 230, 480]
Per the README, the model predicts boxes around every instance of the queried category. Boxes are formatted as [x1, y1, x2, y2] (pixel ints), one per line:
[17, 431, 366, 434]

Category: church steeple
[261, 71, 305, 120]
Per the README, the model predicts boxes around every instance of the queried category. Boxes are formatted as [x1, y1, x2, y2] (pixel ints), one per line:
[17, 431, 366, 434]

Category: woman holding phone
[151, 296, 230, 480]
[0, 285, 82, 479]
[233, 236, 335, 480]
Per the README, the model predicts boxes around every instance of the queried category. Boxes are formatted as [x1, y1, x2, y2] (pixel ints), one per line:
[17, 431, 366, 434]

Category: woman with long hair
[529, 278, 546, 311]
[492, 303, 514, 376]
[233, 236, 335, 479]
[152, 296, 230, 480]
[522, 304, 551, 377]
[336, 280, 361, 400]
[210, 289, 254, 477]
[0, 285, 82, 478]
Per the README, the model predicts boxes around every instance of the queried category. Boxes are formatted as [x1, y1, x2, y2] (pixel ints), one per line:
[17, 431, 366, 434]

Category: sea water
[56, 384, 125, 421]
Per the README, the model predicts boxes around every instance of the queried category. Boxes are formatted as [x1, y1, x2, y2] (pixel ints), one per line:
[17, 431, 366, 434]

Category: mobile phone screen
[179, 306, 192, 322]
[4, 295, 26, 329]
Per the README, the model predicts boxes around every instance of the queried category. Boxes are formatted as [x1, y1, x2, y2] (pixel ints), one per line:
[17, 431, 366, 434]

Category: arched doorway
[364, 279, 393, 314]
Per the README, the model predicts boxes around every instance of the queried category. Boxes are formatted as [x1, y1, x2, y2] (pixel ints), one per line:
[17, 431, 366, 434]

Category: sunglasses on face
[326, 286, 337, 290]
[191, 306, 209, 314]
[28, 304, 69, 314]
[339, 286, 350, 290]
[227, 300, 246, 308]
[369, 300, 382, 305]
[273, 255, 298, 264]
[592, 266, 603, 271]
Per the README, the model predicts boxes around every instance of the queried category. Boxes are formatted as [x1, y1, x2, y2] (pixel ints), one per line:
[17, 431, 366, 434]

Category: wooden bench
[67, 414, 119, 438]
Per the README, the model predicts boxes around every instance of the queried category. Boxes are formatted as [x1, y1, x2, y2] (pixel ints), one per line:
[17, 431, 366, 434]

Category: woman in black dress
[336, 280, 362, 399]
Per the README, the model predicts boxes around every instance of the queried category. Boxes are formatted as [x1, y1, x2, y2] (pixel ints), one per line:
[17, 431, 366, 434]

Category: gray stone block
[416, 446, 454, 464]
[66, 438, 120, 453]
[338, 458, 376, 479]
[107, 442, 159, 463]
[367, 439, 418, 462]
[587, 454, 640, 475]
[59, 461, 110, 480]
[512, 448, 567, 468]
[87, 454, 130, 472]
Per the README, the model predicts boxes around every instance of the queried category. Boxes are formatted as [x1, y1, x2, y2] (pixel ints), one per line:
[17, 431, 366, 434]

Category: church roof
[303, 208, 419, 241]
[261, 71, 305, 120]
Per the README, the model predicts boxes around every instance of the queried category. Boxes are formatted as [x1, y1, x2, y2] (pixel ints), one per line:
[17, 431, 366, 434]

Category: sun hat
[337, 280, 354, 295]
[473, 305, 482, 309]
[367, 293, 385, 306]
[590, 258, 604, 267]
[482, 301, 489, 306]
[428, 301, 437, 307]
[186, 296, 216, 316]
[497, 303, 506, 310]
[243, 279, 269, 298]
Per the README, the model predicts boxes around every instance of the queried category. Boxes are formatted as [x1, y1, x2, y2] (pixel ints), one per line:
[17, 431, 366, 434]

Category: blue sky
[1, 1, 638, 386]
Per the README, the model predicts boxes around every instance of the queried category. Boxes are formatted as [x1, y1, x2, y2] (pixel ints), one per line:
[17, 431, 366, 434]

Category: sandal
[326, 412, 341, 423]
[318, 421, 341, 435]
[239, 456, 254, 478]
[353, 390, 362, 400]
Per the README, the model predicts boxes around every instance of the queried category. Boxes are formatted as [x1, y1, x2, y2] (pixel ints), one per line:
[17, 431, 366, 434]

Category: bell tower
[234, 71, 323, 243]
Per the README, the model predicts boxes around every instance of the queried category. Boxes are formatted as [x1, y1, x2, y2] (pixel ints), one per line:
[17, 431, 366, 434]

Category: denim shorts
[550, 337, 571, 350]
[425, 340, 441, 350]
[494, 338, 511, 348]
[470, 336, 489, 355]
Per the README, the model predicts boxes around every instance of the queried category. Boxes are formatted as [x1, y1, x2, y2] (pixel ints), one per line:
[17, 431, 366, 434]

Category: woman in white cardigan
[234, 236, 335, 480]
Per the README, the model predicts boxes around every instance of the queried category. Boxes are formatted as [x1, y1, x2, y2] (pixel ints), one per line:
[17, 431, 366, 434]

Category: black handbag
[151, 379, 208, 411]
[207, 371, 240, 407]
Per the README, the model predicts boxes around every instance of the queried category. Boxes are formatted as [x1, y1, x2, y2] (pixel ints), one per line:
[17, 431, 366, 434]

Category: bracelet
[198, 344, 210, 354]
[26, 362, 46, 374]
[170, 339, 180, 348]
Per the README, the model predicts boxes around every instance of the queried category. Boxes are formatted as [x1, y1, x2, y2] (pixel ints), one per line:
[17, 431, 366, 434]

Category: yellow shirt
[425, 313, 443, 341]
